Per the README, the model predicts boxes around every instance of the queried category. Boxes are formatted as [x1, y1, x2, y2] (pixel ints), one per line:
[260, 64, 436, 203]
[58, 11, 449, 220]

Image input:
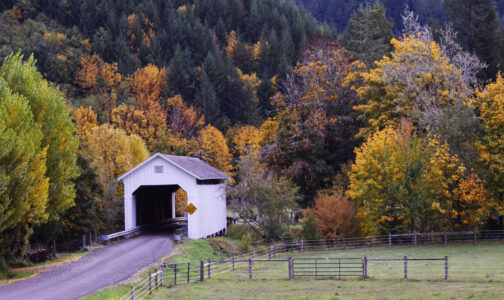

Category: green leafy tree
[229, 153, 300, 242]
[0, 76, 48, 271]
[1, 53, 79, 219]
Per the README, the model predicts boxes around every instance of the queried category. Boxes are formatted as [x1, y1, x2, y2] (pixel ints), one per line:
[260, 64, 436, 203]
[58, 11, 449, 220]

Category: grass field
[150, 242, 504, 300]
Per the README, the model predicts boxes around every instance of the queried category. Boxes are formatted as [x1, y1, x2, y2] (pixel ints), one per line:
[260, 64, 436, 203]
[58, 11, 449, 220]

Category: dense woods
[1, 0, 504, 276]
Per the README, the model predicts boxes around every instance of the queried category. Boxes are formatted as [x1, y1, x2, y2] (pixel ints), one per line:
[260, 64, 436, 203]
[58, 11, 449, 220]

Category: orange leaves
[71, 106, 98, 138]
[127, 14, 155, 48]
[74, 55, 99, 91]
[305, 191, 357, 239]
[131, 64, 166, 110]
[232, 125, 261, 158]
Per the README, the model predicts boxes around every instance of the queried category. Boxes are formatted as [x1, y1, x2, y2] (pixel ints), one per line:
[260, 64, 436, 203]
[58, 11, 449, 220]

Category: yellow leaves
[71, 106, 98, 138]
[226, 31, 238, 58]
[131, 64, 166, 110]
[74, 55, 100, 91]
[194, 125, 233, 176]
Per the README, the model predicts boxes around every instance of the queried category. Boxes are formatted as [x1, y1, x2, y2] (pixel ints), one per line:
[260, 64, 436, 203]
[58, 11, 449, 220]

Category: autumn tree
[130, 64, 166, 111]
[477, 73, 504, 219]
[84, 125, 149, 231]
[347, 120, 493, 234]
[166, 95, 205, 140]
[305, 191, 358, 239]
[355, 10, 485, 138]
[193, 124, 233, 176]
[71, 106, 98, 139]
[264, 39, 364, 206]
[231, 125, 261, 158]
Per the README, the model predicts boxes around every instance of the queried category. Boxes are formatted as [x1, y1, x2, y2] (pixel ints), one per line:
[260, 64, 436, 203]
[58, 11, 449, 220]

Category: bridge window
[154, 165, 164, 173]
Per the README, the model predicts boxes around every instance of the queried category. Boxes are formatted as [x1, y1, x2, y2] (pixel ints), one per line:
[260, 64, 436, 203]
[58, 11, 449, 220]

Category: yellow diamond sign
[186, 203, 197, 215]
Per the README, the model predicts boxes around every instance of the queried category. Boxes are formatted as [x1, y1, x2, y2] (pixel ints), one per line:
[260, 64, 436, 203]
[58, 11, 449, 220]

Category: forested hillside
[1, 0, 504, 277]
[0, 0, 328, 127]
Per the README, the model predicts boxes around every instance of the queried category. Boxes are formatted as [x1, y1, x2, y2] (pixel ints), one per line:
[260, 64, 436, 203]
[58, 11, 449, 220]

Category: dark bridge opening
[134, 185, 178, 227]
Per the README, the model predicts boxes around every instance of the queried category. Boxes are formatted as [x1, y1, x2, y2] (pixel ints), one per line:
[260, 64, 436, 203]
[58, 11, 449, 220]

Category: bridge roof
[118, 153, 230, 181]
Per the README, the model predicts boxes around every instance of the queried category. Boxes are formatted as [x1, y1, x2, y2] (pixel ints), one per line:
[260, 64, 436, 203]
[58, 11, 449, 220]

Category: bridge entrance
[133, 185, 187, 227]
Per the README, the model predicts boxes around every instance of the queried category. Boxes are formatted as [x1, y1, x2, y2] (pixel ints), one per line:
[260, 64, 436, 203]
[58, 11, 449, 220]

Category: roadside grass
[1, 251, 96, 284]
[152, 242, 504, 299]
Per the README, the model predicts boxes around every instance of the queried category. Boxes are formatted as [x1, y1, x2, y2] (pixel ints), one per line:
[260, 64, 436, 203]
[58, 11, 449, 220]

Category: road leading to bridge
[0, 233, 173, 300]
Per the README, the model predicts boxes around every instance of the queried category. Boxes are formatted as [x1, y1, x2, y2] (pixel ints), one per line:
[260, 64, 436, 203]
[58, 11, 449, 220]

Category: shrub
[302, 215, 321, 241]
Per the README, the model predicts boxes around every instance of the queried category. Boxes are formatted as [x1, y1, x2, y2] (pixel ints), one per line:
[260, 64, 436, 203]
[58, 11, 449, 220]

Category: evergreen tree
[195, 68, 221, 127]
[344, 0, 393, 69]
[444, 0, 501, 78]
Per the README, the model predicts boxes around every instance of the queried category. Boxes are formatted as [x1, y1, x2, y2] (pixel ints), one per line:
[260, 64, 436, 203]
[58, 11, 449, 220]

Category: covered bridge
[118, 153, 229, 239]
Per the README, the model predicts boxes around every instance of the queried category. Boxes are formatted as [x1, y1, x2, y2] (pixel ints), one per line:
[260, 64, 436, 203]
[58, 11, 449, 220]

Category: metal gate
[292, 258, 364, 278]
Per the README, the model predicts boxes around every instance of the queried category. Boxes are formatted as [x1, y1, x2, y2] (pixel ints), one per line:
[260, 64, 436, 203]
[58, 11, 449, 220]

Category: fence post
[200, 261, 204, 281]
[52, 240, 56, 258]
[248, 258, 252, 279]
[130, 285, 134, 300]
[388, 233, 392, 247]
[148, 271, 152, 294]
[404, 256, 408, 280]
[187, 262, 190, 283]
[301, 240, 304, 253]
[82, 234, 86, 249]
[444, 231, 447, 245]
[444, 256, 448, 280]
[232, 253, 235, 270]
[208, 258, 211, 278]
[268, 246, 271, 259]
[363, 256, 368, 278]
[161, 267, 164, 287]
[288, 257, 292, 279]
[154, 268, 158, 290]
[473, 230, 478, 244]
[273, 243, 276, 257]
[174, 264, 177, 285]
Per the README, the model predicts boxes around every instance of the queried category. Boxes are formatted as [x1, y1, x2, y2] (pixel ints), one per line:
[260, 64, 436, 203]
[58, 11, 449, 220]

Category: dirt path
[0, 233, 173, 300]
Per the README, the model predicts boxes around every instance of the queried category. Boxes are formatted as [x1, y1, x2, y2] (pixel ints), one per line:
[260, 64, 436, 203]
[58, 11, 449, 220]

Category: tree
[444, 0, 500, 78]
[83, 125, 149, 231]
[166, 95, 205, 140]
[193, 124, 233, 176]
[347, 120, 493, 234]
[477, 73, 504, 218]
[231, 125, 261, 158]
[302, 215, 321, 241]
[130, 64, 166, 111]
[229, 153, 300, 242]
[354, 13, 483, 138]
[264, 39, 364, 206]
[1, 53, 79, 219]
[344, 0, 393, 69]
[305, 191, 358, 239]
[0, 76, 48, 271]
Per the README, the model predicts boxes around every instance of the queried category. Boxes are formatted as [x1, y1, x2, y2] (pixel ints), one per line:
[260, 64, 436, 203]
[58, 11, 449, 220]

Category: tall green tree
[0, 53, 79, 220]
[0, 76, 48, 272]
[344, 0, 394, 69]
[444, 0, 501, 78]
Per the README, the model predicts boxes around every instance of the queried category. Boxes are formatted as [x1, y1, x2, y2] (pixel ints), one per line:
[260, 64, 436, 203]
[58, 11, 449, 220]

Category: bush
[302, 215, 321, 241]
[240, 233, 252, 252]
[227, 224, 261, 242]
[208, 237, 240, 256]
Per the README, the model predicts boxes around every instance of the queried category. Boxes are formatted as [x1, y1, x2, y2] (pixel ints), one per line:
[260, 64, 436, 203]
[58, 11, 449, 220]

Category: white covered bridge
[118, 153, 229, 239]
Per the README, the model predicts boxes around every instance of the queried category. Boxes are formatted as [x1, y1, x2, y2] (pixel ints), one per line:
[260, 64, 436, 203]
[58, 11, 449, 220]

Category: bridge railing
[101, 217, 188, 243]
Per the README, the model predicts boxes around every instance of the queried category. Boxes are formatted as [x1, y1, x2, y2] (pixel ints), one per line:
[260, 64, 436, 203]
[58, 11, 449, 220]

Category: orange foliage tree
[166, 95, 205, 140]
[131, 64, 166, 110]
[304, 191, 358, 239]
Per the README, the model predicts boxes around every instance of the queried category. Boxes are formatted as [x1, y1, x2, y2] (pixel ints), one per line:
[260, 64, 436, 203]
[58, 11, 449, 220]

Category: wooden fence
[120, 229, 504, 300]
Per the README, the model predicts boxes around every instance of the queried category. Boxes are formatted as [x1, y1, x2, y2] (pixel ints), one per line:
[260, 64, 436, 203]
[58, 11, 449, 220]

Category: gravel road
[0, 233, 173, 300]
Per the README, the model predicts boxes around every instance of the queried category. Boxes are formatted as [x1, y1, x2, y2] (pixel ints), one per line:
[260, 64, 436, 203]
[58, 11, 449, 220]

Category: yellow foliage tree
[232, 125, 261, 158]
[476, 73, 504, 216]
[347, 120, 492, 234]
[131, 64, 167, 110]
[71, 106, 98, 138]
[194, 125, 233, 175]
[355, 33, 471, 137]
